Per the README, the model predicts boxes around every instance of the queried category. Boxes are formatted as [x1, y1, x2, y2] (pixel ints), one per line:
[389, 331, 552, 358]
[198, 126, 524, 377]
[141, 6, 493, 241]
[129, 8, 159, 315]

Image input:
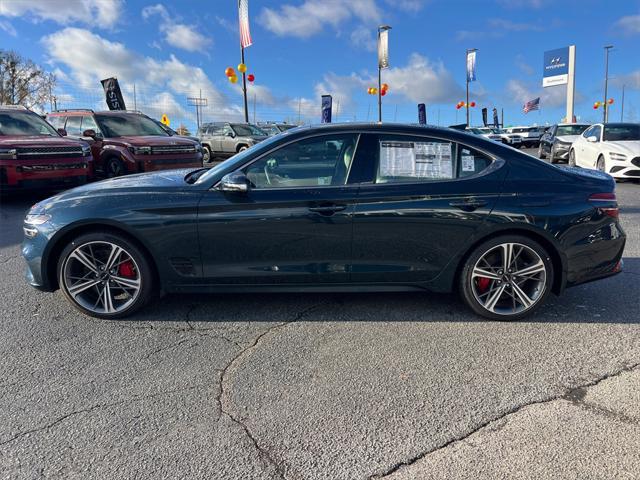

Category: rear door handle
[449, 199, 488, 211]
[309, 204, 347, 215]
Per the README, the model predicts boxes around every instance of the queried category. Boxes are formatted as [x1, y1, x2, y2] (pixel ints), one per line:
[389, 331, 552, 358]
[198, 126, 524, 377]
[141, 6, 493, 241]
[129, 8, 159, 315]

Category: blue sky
[1, 0, 639, 131]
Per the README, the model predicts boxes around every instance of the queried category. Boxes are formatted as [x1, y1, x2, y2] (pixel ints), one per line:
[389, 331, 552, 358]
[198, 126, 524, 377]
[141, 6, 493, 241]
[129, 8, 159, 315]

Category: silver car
[198, 122, 268, 162]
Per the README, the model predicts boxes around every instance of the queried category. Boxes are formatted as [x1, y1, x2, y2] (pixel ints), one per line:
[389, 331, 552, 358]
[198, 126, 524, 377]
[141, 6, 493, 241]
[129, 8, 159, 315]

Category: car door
[349, 133, 507, 284]
[221, 125, 236, 154]
[582, 125, 602, 168]
[197, 132, 360, 285]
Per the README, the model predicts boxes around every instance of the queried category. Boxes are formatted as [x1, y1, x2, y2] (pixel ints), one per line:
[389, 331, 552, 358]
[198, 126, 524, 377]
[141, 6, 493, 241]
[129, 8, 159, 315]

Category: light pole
[377, 25, 391, 122]
[603, 45, 613, 124]
[465, 48, 477, 127]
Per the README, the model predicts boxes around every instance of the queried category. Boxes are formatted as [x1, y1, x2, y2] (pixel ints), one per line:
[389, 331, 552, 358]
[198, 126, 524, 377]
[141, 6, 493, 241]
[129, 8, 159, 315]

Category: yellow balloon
[237, 63, 247, 73]
[229, 75, 238, 84]
[372, 88, 378, 95]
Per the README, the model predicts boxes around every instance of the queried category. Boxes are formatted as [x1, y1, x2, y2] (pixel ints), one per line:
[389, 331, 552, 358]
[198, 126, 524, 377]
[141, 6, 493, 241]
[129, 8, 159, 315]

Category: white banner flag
[378, 29, 389, 69]
[466, 50, 476, 82]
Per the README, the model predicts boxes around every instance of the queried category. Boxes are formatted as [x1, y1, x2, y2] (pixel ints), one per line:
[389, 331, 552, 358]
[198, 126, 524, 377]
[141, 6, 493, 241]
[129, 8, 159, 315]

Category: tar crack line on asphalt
[217, 301, 330, 480]
[0, 385, 204, 448]
[370, 361, 640, 479]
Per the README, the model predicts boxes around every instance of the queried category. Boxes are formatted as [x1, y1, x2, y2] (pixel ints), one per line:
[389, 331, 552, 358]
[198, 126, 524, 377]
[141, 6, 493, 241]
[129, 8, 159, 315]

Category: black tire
[57, 231, 155, 319]
[105, 157, 125, 178]
[202, 145, 212, 163]
[538, 144, 546, 159]
[568, 149, 577, 167]
[596, 155, 606, 172]
[237, 145, 249, 152]
[459, 235, 554, 321]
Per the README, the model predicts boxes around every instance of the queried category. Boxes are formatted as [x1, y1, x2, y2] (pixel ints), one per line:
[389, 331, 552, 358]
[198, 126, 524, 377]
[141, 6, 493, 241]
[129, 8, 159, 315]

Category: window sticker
[379, 141, 453, 179]
[461, 155, 475, 172]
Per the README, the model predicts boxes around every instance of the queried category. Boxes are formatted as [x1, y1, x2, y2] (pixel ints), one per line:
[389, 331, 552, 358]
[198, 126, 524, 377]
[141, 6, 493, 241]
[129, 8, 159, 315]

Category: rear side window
[373, 135, 493, 184]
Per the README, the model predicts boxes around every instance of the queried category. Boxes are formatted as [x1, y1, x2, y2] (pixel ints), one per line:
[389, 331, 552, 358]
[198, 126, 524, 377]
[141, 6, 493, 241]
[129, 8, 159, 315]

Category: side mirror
[587, 135, 598, 143]
[57, 128, 67, 136]
[226, 131, 235, 138]
[82, 129, 97, 139]
[218, 171, 250, 193]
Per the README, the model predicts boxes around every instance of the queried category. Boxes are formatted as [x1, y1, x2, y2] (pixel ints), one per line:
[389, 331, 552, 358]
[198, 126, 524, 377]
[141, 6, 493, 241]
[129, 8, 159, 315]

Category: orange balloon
[225, 67, 235, 77]
[381, 83, 389, 91]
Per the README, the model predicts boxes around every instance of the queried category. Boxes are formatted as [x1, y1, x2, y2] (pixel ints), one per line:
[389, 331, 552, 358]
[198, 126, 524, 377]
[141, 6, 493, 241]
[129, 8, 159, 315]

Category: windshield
[0, 112, 59, 136]
[231, 124, 267, 136]
[278, 124, 296, 131]
[604, 124, 640, 142]
[195, 133, 284, 186]
[95, 114, 170, 137]
[556, 124, 589, 136]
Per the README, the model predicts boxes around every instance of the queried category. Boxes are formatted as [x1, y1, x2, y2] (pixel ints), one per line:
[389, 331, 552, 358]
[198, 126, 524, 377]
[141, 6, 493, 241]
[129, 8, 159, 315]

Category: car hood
[242, 135, 267, 142]
[603, 140, 640, 155]
[555, 135, 580, 143]
[114, 135, 197, 146]
[0, 135, 86, 148]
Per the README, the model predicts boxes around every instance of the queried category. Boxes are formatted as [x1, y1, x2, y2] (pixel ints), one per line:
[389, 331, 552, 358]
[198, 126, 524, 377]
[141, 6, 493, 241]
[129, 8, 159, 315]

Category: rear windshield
[556, 125, 589, 136]
[604, 124, 640, 142]
[0, 112, 58, 136]
[95, 114, 169, 137]
[231, 124, 267, 136]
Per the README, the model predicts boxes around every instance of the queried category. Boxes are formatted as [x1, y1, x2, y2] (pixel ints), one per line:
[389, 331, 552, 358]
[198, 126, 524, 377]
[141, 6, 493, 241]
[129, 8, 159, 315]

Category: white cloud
[350, 25, 376, 52]
[488, 18, 543, 32]
[615, 15, 640, 35]
[506, 79, 568, 108]
[0, 0, 122, 27]
[260, 0, 381, 38]
[142, 4, 212, 53]
[42, 28, 229, 110]
[515, 54, 534, 76]
[385, 0, 427, 12]
[612, 71, 640, 90]
[0, 18, 16, 36]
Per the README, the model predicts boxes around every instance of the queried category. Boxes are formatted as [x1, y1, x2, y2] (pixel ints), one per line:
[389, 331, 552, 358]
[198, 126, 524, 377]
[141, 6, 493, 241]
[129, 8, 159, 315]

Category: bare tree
[175, 124, 191, 136]
[0, 50, 56, 111]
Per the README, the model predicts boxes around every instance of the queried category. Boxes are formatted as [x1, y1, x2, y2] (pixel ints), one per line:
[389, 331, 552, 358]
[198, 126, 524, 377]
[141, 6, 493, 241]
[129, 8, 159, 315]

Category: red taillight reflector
[589, 192, 619, 218]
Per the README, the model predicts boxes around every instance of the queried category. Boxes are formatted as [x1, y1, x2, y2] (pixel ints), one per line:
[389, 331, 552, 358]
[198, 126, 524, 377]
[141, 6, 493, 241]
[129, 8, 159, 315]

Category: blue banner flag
[418, 104, 426, 125]
[321, 95, 332, 123]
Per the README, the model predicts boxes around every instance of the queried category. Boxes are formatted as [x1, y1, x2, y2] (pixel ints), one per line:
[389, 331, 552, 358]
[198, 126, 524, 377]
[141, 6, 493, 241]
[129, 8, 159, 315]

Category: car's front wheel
[460, 236, 553, 321]
[202, 145, 212, 163]
[596, 155, 606, 172]
[568, 149, 577, 167]
[538, 144, 546, 159]
[57, 232, 154, 319]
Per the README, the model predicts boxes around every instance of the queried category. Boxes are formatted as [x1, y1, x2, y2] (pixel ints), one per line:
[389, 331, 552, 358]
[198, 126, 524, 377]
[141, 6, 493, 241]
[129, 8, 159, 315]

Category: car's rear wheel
[57, 232, 154, 319]
[106, 157, 125, 177]
[568, 149, 577, 167]
[202, 145, 212, 163]
[460, 236, 553, 321]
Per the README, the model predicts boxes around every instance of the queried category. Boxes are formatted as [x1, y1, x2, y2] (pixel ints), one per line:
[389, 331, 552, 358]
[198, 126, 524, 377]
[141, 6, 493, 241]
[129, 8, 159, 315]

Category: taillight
[589, 192, 619, 218]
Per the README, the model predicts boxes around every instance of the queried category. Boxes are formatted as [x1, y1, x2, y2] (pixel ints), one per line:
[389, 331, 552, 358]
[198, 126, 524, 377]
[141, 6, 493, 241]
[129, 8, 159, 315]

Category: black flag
[481, 107, 488, 127]
[101, 77, 126, 111]
[418, 104, 426, 125]
[321, 95, 332, 123]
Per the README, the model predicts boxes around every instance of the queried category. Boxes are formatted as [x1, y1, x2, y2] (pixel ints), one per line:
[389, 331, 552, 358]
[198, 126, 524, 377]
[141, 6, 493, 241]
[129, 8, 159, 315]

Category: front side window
[244, 133, 358, 189]
[81, 115, 100, 135]
[232, 124, 267, 136]
[590, 125, 602, 141]
[64, 116, 83, 136]
[47, 115, 65, 130]
[0, 112, 59, 136]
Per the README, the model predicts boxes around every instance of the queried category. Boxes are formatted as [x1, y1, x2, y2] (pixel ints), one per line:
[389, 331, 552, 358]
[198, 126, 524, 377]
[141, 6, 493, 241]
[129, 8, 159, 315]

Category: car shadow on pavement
[125, 257, 640, 326]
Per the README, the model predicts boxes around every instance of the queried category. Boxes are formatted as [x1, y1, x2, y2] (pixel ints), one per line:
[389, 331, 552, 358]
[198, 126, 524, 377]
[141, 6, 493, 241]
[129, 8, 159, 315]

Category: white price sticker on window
[461, 155, 475, 172]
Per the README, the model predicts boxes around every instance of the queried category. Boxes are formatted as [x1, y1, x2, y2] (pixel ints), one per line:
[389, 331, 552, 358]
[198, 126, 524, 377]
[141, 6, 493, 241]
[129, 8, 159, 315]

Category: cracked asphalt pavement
[1, 166, 639, 479]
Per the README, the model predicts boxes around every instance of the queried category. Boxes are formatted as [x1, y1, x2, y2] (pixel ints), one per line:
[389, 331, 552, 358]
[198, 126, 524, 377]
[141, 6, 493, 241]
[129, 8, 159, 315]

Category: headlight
[128, 146, 152, 155]
[0, 148, 17, 160]
[24, 214, 51, 225]
[609, 152, 627, 161]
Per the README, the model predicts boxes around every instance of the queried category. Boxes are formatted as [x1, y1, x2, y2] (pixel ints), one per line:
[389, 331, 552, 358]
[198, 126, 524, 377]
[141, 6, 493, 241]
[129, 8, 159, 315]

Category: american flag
[238, 0, 252, 49]
[523, 97, 540, 114]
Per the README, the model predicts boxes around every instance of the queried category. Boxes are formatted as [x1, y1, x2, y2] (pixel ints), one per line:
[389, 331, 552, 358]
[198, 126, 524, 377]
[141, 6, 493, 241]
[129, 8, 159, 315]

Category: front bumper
[1, 159, 91, 190]
[607, 157, 640, 178]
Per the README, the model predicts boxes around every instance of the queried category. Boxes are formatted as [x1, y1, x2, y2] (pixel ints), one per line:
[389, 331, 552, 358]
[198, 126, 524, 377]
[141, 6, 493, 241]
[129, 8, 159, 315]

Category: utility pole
[603, 45, 613, 123]
[465, 48, 478, 127]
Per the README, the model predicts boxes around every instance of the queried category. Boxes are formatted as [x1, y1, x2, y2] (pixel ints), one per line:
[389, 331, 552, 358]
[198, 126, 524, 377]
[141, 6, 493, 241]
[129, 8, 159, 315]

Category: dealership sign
[542, 47, 569, 87]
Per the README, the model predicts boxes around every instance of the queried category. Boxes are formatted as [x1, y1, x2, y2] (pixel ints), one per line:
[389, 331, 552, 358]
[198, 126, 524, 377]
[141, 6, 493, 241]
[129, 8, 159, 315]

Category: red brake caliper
[118, 261, 136, 278]
[476, 277, 491, 293]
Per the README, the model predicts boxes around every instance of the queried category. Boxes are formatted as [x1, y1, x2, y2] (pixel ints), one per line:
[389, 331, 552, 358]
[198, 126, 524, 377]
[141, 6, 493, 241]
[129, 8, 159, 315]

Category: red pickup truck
[0, 106, 93, 192]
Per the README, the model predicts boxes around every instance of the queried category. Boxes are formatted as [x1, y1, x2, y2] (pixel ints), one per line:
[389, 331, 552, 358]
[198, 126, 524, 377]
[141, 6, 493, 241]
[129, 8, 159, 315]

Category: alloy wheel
[471, 242, 547, 316]
[568, 150, 576, 167]
[597, 157, 606, 172]
[62, 241, 142, 315]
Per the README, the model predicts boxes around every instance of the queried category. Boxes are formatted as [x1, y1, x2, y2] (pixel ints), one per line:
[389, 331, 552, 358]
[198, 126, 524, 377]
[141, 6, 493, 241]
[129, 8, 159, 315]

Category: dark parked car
[47, 110, 203, 177]
[538, 123, 590, 163]
[258, 122, 298, 136]
[23, 123, 625, 321]
[1, 106, 93, 192]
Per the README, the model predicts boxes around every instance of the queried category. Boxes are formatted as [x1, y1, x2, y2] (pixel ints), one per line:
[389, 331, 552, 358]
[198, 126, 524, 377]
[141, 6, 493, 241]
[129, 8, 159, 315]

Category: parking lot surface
[1, 153, 639, 479]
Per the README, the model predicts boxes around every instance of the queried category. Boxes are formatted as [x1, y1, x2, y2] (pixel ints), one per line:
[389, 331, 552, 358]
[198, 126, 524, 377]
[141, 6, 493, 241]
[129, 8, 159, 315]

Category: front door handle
[449, 198, 488, 212]
[309, 204, 347, 215]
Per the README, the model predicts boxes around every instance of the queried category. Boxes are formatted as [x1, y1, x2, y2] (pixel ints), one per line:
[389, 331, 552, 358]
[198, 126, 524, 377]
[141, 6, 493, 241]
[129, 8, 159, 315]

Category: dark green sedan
[22, 123, 625, 321]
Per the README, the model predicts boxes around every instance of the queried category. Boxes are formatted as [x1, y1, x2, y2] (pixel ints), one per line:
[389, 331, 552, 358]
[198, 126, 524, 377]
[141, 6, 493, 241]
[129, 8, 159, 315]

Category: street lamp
[465, 48, 477, 127]
[377, 25, 391, 123]
[603, 45, 613, 124]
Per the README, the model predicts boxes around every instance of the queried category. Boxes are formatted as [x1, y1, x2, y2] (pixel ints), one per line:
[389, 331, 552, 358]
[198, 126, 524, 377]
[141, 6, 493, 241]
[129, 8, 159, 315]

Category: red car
[46, 110, 203, 177]
[0, 106, 93, 192]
